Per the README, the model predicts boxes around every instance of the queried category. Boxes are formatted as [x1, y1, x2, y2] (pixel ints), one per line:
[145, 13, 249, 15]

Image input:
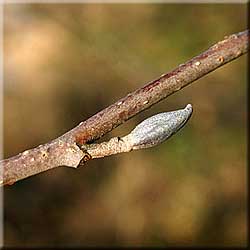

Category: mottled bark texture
[1, 30, 249, 186]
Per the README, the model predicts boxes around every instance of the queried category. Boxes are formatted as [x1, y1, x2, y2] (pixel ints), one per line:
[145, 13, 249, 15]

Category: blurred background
[3, 3, 247, 247]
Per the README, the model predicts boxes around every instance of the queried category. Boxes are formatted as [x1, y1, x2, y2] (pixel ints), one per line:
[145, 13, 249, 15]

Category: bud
[125, 104, 193, 150]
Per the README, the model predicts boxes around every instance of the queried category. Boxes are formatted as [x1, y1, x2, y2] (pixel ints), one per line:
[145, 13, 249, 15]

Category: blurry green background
[3, 3, 247, 247]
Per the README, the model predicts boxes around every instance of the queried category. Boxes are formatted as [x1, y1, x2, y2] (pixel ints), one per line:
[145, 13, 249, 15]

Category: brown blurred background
[3, 3, 247, 247]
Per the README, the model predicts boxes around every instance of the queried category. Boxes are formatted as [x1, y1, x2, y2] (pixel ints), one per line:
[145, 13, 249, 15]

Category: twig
[0, 30, 249, 186]
[84, 104, 193, 158]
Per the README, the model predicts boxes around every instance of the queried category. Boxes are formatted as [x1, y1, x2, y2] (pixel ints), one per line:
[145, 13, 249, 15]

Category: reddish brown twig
[1, 30, 249, 186]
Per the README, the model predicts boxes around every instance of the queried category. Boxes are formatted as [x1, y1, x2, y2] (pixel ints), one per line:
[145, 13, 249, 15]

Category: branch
[1, 30, 249, 186]
[82, 104, 193, 158]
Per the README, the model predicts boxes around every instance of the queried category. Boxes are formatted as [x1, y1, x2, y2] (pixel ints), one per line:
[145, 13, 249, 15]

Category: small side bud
[124, 104, 193, 150]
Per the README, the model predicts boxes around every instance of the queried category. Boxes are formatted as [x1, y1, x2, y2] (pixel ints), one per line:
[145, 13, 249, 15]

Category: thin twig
[1, 30, 249, 186]
[84, 104, 193, 158]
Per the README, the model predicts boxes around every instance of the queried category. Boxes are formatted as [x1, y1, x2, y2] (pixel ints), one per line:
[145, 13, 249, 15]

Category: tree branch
[82, 104, 193, 159]
[1, 30, 249, 186]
